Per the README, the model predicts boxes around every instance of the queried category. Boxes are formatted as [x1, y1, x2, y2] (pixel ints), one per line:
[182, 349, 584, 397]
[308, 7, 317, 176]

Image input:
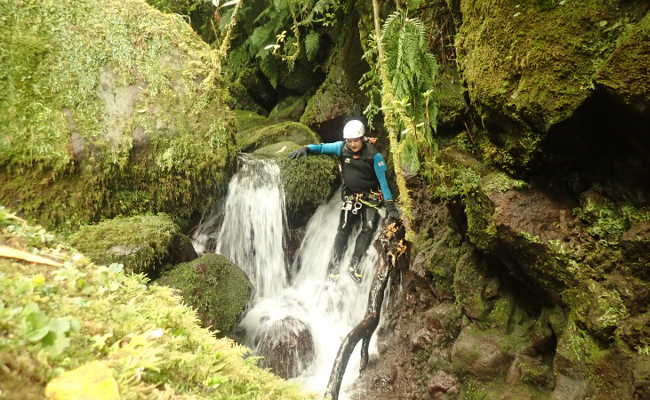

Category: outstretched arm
[373, 153, 393, 201]
[289, 141, 344, 159]
[306, 141, 344, 156]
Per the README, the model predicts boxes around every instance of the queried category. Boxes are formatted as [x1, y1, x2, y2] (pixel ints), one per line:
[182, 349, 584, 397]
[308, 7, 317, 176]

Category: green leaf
[304, 31, 320, 61]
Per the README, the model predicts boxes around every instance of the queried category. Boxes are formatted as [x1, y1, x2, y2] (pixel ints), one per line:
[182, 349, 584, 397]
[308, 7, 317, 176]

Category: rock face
[455, 0, 649, 168]
[157, 254, 253, 337]
[0, 0, 237, 231]
[67, 214, 193, 275]
[256, 317, 315, 379]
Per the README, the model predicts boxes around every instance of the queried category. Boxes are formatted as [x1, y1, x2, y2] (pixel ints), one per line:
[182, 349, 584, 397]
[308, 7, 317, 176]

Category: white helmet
[343, 120, 365, 139]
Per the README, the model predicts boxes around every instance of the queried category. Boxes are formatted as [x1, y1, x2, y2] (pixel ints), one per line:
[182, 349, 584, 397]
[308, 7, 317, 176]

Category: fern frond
[304, 31, 320, 62]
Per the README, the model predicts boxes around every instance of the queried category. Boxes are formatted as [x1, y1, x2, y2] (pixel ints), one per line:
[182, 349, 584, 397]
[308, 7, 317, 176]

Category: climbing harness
[340, 191, 383, 228]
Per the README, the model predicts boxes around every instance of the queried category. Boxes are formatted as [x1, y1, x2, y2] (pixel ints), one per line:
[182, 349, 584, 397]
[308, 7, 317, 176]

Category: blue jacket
[306, 141, 393, 201]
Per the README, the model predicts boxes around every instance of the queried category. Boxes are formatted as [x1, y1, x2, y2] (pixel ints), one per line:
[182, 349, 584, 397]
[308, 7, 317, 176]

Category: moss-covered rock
[0, 207, 311, 399]
[0, 0, 236, 232]
[435, 65, 469, 132]
[238, 121, 320, 152]
[455, 0, 648, 168]
[595, 12, 650, 114]
[157, 254, 253, 336]
[268, 95, 309, 122]
[67, 214, 187, 275]
[279, 155, 338, 215]
[300, 11, 368, 131]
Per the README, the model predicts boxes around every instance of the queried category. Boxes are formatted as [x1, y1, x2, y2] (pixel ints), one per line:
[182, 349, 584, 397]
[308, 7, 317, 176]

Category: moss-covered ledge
[67, 214, 194, 276]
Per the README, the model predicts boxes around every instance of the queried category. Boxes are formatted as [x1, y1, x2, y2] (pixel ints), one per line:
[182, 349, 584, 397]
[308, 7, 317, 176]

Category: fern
[359, 34, 382, 130]
[304, 30, 320, 61]
[378, 9, 440, 175]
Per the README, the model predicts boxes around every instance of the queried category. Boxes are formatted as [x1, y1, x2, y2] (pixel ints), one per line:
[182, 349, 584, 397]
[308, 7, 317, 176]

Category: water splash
[194, 156, 385, 398]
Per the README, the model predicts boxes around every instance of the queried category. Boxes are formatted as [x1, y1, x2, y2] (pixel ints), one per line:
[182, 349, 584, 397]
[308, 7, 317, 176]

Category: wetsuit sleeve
[306, 141, 344, 156]
[373, 153, 393, 201]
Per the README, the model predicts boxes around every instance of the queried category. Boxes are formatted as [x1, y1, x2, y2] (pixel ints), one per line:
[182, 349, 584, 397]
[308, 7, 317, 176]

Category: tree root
[324, 221, 409, 400]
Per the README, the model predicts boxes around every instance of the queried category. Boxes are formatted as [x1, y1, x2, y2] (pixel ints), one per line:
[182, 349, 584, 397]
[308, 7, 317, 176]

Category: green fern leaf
[304, 31, 320, 61]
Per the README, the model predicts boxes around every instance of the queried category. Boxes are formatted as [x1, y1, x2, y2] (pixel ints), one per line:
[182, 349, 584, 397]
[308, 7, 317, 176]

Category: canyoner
[288, 119, 401, 283]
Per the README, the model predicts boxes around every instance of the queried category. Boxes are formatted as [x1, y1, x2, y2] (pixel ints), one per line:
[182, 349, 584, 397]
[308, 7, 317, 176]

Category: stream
[192, 155, 388, 398]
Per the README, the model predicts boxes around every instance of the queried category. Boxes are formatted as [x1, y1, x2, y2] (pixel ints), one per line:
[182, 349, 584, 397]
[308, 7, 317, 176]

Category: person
[288, 119, 400, 282]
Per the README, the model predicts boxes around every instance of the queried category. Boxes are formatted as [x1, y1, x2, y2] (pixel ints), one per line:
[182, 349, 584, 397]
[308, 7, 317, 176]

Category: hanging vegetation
[367, 2, 440, 236]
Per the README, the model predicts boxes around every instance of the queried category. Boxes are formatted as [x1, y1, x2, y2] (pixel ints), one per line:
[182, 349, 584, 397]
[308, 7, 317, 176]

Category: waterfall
[193, 155, 385, 398]
[193, 155, 288, 299]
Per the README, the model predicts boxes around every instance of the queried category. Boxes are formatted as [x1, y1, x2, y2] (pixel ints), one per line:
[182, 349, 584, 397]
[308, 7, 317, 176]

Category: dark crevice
[528, 88, 650, 206]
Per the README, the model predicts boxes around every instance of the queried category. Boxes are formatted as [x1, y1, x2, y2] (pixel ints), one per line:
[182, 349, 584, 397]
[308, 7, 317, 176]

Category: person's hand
[288, 147, 308, 159]
[385, 201, 400, 220]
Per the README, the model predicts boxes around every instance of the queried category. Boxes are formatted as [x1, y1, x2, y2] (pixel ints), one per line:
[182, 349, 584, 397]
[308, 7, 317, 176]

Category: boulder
[451, 326, 511, 379]
[455, 0, 649, 167]
[238, 121, 320, 152]
[594, 12, 650, 114]
[268, 95, 309, 122]
[256, 317, 315, 379]
[68, 214, 185, 275]
[156, 254, 253, 337]
[0, 0, 236, 231]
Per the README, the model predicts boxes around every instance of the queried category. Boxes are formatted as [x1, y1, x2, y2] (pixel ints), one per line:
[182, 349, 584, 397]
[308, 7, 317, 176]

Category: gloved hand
[288, 146, 309, 159]
[385, 201, 400, 221]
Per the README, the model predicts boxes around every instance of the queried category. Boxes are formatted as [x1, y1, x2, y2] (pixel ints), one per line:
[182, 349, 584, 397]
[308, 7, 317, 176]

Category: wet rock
[427, 370, 460, 399]
[257, 317, 314, 379]
[451, 326, 511, 379]
[268, 95, 308, 122]
[551, 374, 588, 400]
[238, 121, 320, 152]
[594, 13, 650, 115]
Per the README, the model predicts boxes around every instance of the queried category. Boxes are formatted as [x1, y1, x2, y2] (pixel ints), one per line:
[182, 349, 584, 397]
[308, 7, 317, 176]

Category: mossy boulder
[157, 254, 253, 336]
[455, 0, 649, 168]
[435, 65, 469, 132]
[595, 12, 650, 114]
[238, 121, 320, 152]
[0, 0, 236, 232]
[67, 214, 192, 276]
[268, 95, 309, 122]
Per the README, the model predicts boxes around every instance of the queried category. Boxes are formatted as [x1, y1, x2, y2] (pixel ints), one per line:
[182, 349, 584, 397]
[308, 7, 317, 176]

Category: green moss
[0, 207, 313, 399]
[0, 0, 236, 232]
[234, 109, 270, 133]
[279, 155, 338, 212]
[67, 214, 180, 275]
[564, 279, 629, 341]
[456, 0, 647, 169]
[481, 171, 527, 194]
[453, 250, 490, 320]
[157, 254, 253, 336]
[595, 12, 650, 112]
[238, 121, 320, 152]
[573, 190, 650, 241]
[464, 191, 497, 251]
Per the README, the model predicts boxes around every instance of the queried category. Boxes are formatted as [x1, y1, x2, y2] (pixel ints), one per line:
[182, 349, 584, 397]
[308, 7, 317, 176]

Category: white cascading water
[193, 156, 384, 398]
